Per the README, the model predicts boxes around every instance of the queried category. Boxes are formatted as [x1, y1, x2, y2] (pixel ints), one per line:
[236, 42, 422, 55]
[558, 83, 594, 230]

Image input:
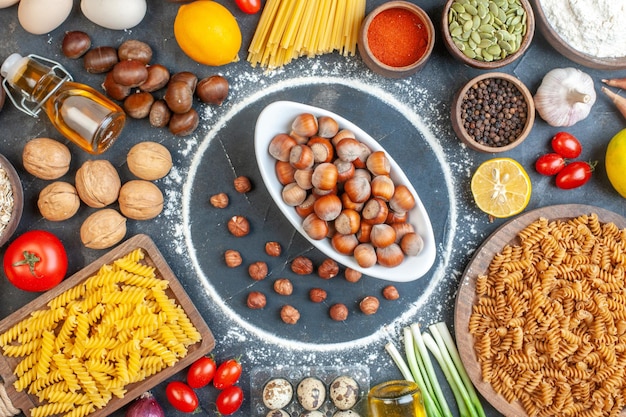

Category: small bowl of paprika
[358, 1, 435, 78]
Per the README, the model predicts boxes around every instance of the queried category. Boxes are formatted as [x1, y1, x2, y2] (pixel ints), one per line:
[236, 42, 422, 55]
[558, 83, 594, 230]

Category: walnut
[344, 268, 362, 283]
[329, 303, 348, 321]
[265, 241, 282, 257]
[318, 258, 339, 279]
[37, 181, 80, 221]
[248, 261, 268, 281]
[359, 296, 380, 315]
[309, 288, 327, 303]
[118, 180, 164, 220]
[382, 285, 400, 300]
[126, 141, 172, 180]
[210, 192, 229, 208]
[233, 176, 252, 193]
[22, 138, 71, 180]
[75, 160, 121, 208]
[280, 305, 300, 324]
[224, 250, 242, 267]
[228, 215, 249, 237]
[247, 292, 266, 309]
[291, 256, 313, 275]
[80, 209, 127, 249]
[273, 278, 293, 295]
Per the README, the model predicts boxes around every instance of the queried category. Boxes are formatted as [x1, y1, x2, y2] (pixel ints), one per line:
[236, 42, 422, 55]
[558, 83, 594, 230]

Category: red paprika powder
[367, 7, 429, 68]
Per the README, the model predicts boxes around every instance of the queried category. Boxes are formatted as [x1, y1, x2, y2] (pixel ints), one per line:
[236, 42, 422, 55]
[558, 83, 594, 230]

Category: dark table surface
[1, 1, 625, 416]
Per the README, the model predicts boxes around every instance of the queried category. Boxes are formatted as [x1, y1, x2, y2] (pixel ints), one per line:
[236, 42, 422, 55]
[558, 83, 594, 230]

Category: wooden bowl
[0, 154, 23, 247]
[358, 1, 435, 78]
[441, 0, 535, 69]
[451, 72, 535, 153]
[531, 0, 626, 70]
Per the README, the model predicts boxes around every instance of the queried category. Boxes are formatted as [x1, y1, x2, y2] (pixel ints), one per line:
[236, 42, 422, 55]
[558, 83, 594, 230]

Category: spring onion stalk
[410, 324, 453, 417]
[384, 341, 414, 382]
[431, 322, 486, 417]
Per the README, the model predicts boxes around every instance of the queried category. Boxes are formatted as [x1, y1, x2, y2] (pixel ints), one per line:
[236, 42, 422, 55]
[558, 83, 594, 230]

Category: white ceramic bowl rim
[254, 101, 436, 282]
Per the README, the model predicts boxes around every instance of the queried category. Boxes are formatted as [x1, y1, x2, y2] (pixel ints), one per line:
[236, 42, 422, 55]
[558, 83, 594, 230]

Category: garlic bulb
[534, 67, 596, 127]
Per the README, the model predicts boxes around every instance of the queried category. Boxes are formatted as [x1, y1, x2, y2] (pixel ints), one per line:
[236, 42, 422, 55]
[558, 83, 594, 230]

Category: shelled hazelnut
[227, 215, 249, 237]
[291, 256, 314, 275]
[280, 305, 300, 324]
[359, 296, 380, 315]
[273, 278, 293, 296]
[248, 261, 268, 281]
[210, 192, 229, 208]
[329, 303, 349, 321]
[344, 268, 362, 283]
[233, 176, 252, 193]
[309, 288, 327, 303]
[224, 250, 242, 268]
[265, 241, 282, 257]
[318, 258, 339, 279]
[247, 292, 266, 309]
[382, 285, 400, 300]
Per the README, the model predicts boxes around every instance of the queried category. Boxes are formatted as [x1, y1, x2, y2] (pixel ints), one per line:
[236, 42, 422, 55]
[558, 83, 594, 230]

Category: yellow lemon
[606, 128, 626, 198]
[174, 0, 242, 66]
[471, 157, 532, 218]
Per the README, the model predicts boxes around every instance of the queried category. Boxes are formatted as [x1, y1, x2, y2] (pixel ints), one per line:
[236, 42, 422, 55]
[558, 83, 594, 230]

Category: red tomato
[187, 356, 216, 388]
[535, 153, 565, 176]
[216, 385, 244, 415]
[555, 161, 594, 189]
[551, 132, 582, 159]
[3, 230, 68, 292]
[235, 0, 261, 14]
[213, 358, 242, 389]
[166, 381, 198, 413]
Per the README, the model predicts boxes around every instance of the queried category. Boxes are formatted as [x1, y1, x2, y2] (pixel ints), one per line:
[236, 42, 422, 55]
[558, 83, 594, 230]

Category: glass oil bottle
[1, 53, 125, 154]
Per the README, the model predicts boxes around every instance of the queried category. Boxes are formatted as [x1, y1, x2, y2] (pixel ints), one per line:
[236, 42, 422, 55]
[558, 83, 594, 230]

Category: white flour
[540, 0, 626, 58]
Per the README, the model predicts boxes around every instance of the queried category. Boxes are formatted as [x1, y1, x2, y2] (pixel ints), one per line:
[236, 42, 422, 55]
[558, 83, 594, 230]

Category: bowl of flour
[532, 0, 626, 69]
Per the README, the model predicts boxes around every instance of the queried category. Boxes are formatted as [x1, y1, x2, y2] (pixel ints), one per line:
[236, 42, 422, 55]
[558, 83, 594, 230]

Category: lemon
[606, 128, 626, 198]
[174, 0, 242, 66]
[471, 157, 532, 218]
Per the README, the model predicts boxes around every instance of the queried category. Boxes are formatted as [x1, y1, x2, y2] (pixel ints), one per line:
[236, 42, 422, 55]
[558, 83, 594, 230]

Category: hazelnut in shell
[38, 181, 80, 221]
[118, 180, 164, 220]
[22, 138, 71, 180]
[75, 159, 121, 208]
[127, 141, 173, 180]
[80, 208, 127, 249]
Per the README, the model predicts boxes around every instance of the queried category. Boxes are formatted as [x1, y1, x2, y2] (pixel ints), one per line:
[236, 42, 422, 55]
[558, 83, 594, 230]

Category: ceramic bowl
[451, 72, 535, 153]
[254, 101, 437, 282]
[441, 0, 534, 69]
[531, 0, 626, 70]
[0, 154, 23, 247]
[358, 1, 435, 78]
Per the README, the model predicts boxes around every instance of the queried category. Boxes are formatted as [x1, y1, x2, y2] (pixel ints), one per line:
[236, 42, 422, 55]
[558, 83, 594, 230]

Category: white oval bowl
[254, 101, 436, 282]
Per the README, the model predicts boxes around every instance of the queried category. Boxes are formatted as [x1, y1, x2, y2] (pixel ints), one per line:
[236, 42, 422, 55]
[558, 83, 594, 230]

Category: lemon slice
[471, 157, 532, 218]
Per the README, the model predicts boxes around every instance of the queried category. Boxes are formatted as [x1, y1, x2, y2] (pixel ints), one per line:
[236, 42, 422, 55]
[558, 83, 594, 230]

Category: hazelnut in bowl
[358, 1, 435, 78]
[254, 101, 436, 282]
[452, 72, 535, 153]
[0, 154, 23, 247]
[441, 0, 534, 69]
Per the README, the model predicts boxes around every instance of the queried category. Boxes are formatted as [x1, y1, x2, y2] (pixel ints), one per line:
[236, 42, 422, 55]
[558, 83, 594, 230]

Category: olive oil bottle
[1, 53, 125, 154]
[368, 380, 427, 417]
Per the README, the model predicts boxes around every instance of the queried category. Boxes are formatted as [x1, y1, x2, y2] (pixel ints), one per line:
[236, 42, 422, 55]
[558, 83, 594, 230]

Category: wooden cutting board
[0, 234, 215, 417]
[455, 204, 626, 417]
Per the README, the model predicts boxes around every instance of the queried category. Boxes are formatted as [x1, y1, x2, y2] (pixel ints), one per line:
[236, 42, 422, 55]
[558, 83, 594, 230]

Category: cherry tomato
[213, 358, 242, 389]
[165, 381, 198, 413]
[3, 230, 68, 292]
[235, 0, 261, 14]
[551, 132, 582, 159]
[216, 385, 244, 415]
[187, 356, 216, 388]
[555, 161, 594, 189]
[535, 153, 566, 176]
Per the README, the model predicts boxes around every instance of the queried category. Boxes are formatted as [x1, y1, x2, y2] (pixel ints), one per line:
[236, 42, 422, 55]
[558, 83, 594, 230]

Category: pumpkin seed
[470, 31, 482, 44]
[452, 3, 466, 13]
[463, 48, 477, 59]
[454, 40, 466, 51]
[465, 3, 478, 15]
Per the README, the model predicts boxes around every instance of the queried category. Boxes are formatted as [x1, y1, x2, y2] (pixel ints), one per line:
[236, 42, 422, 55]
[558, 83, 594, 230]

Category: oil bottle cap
[1, 53, 26, 82]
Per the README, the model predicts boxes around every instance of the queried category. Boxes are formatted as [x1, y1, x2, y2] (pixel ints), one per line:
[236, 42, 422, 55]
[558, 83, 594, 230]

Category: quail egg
[301, 411, 325, 417]
[263, 378, 293, 410]
[333, 411, 361, 417]
[266, 410, 290, 417]
[329, 375, 360, 410]
[297, 377, 326, 411]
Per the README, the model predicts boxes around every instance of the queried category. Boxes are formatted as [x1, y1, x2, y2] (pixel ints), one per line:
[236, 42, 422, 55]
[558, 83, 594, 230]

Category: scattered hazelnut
[227, 215, 250, 237]
[309, 288, 327, 303]
[224, 250, 242, 268]
[246, 292, 266, 309]
[318, 258, 339, 279]
[265, 241, 282, 257]
[273, 278, 293, 296]
[344, 268, 362, 283]
[280, 305, 300, 324]
[359, 296, 380, 315]
[291, 256, 314, 275]
[210, 192, 229, 208]
[233, 176, 252, 193]
[329, 303, 349, 321]
[382, 285, 400, 300]
[248, 261, 268, 281]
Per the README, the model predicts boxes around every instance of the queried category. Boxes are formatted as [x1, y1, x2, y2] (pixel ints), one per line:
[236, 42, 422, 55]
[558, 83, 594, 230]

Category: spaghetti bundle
[247, 0, 366, 69]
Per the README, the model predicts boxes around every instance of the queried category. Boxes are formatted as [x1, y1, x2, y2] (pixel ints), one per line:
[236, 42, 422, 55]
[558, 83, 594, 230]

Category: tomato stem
[12, 251, 42, 277]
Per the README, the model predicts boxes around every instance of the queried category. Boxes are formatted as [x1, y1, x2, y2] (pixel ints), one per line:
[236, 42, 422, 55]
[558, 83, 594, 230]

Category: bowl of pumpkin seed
[441, 0, 535, 69]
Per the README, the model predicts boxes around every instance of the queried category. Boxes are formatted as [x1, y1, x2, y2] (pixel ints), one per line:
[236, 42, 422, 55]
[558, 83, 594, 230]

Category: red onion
[125, 392, 165, 417]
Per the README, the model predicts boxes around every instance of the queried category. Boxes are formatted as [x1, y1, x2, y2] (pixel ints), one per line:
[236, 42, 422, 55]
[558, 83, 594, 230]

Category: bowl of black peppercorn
[451, 72, 534, 153]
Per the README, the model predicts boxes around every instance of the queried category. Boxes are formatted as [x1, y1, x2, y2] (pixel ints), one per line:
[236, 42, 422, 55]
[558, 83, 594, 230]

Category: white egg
[80, 0, 146, 30]
[0, 0, 19, 9]
[18, 0, 72, 34]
